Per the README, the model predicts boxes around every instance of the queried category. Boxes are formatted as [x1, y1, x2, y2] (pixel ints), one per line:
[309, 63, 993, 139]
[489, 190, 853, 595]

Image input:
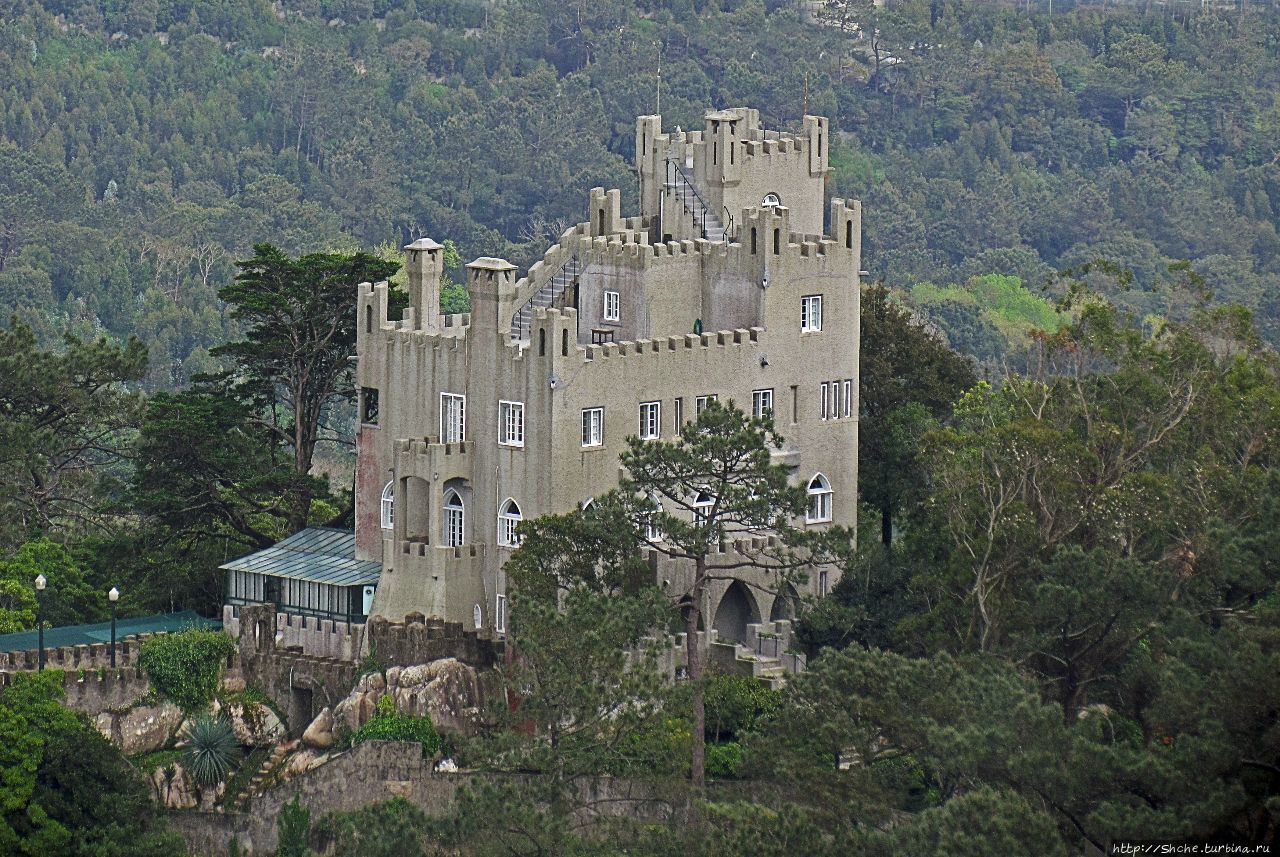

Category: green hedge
[351, 701, 445, 758]
[139, 628, 236, 713]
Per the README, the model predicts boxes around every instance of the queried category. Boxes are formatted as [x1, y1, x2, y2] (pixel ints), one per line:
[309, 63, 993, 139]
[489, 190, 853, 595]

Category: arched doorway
[713, 581, 759, 645]
[770, 584, 800, 623]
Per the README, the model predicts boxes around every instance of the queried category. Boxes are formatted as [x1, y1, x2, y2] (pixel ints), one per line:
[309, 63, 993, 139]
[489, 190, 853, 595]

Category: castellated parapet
[353, 108, 860, 660]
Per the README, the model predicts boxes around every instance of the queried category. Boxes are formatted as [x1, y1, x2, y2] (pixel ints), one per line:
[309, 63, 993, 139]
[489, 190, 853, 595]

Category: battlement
[0, 635, 150, 673]
[222, 605, 362, 662]
[365, 612, 501, 669]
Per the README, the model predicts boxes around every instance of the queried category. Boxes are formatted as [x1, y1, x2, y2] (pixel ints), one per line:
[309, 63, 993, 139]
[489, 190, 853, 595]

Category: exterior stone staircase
[236, 741, 292, 810]
[665, 159, 728, 242]
[510, 255, 581, 342]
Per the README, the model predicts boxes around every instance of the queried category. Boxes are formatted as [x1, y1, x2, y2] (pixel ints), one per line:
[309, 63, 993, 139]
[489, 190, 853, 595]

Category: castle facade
[353, 108, 861, 645]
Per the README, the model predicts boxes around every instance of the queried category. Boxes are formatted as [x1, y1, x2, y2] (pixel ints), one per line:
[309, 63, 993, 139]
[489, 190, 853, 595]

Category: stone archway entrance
[712, 581, 759, 645]
[770, 583, 800, 622]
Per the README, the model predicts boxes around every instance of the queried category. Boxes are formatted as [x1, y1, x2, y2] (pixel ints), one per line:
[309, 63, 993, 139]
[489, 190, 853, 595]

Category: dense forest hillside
[2, 0, 1280, 385]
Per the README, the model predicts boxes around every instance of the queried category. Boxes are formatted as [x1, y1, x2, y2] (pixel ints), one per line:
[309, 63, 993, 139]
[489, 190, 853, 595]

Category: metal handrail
[665, 158, 727, 240]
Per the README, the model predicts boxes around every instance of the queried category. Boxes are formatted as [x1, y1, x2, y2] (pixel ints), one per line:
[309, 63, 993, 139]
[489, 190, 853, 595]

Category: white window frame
[498, 400, 524, 447]
[801, 295, 823, 333]
[645, 494, 664, 542]
[495, 593, 507, 633]
[639, 401, 661, 440]
[806, 473, 833, 523]
[440, 392, 466, 443]
[820, 382, 829, 420]
[673, 397, 684, 430]
[752, 388, 774, 420]
[380, 480, 394, 530]
[498, 498, 522, 547]
[694, 490, 714, 525]
[473, 603, 483, 629]
[842, 380, 853, 418]
[695, 394, 718, 417]
[819, 570, 829, 597]
[443, 489, 465, 546]
[581, 407, 603, 447]
[603, 290, 620, 322]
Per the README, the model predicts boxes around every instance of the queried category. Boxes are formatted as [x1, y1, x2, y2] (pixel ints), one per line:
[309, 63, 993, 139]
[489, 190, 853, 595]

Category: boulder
[149, 762, 198, 810]
[302, 707, 335, 749]
[112, 701, 184, 755]
[215, 699, 285, 747]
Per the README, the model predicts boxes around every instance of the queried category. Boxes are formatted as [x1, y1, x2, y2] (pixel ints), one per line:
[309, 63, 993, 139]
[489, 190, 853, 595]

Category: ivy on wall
[139, 629, 237, 713]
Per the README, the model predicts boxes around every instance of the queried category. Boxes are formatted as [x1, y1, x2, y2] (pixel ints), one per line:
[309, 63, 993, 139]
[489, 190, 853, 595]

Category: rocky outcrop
[95, 701, 183, 755]
[214, 699, 285, 747]
[301, 707, 335, 749]
[148, 762, 226, 810]
[329, 658, 484, 735]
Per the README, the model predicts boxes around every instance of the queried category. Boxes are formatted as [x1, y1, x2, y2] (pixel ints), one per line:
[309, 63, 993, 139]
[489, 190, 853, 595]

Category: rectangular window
[581, 407, 603, 447]
[801, 295, 823, 332]
[498, 400, 524, 447]
[819, 382, 829, 420]
[819, 571, 829, 598]
[495, 594, 507, 633]
[639, 401, 661, 440]
[831, 380, 842, 418]
[361, 387, 379, 425]
[603, 290, 620, 322]
[752, 389, 774, 420]
[842, 380, 853, 418]
[790, 385, 799, 424]
[673, 397, 684, 431]
[695, 394, 718, 417]
[441, 393, 465, 443]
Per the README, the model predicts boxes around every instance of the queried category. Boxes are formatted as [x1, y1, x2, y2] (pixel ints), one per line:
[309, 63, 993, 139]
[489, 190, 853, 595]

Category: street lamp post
[34, 574, 46, 671]
[108, 587, 120, 668]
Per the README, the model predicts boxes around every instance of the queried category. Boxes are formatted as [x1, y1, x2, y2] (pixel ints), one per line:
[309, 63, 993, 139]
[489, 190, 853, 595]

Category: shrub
[181, 714, 242, 787]
[704, 674, 781, 741]
[705, 741, 746, 779]
[139, 628, 236, 712]
[351, 703, 445, 758]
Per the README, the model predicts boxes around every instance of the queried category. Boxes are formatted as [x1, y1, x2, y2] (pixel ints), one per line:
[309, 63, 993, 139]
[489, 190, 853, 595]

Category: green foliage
[703, 674, 780, 742]
[181, 714, 242, 788]
[275, 798, 313, 857]
[312, 798, 428, 857]
[139, 628, 237, 713]
[0, 671, 184, 856]
[704, 741, 746, 780]
[0, 539, 101, 632]
[351, 710, 444, 759]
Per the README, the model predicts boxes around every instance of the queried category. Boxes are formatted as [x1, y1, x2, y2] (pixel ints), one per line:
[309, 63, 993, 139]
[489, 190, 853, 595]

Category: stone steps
[236, 742, 291, 810]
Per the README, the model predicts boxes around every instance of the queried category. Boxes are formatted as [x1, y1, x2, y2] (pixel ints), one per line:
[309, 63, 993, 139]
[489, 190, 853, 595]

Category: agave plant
[181, 715, 242, 787]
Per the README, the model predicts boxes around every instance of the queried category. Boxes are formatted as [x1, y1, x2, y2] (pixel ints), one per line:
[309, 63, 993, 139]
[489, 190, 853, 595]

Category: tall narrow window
[443, 489, 465, 546]
[361, 387, 380, 425]
[473, 603, 483, 629]
[539, 328, 546, 356]
[819, 570, 829, 597]
[807, 474, 832, 523]
[750, 227, 757, 254]
[819, 382, 829, 420]
[673, 397, 684, 430]
[604, 290, 620, 322]
[773, 228, 780, 255]
[562, 329, 568, 356]
[801, 295, 823, 332]
[639, 401, 661, 440]
[645, 494, 664, 542]
[498, 499, 522, 547]
[495, 594, 507, 633]
[498, 400, 524, 447]
[581, 407, 603, 447]
[842, 380, 853, 418]
[380, 481, 394, 530]
[365, 304, 373, 333]
[846, 220, 853, 249]
[790, 385, 799, 424]
[752, 389, 774, 420]
[441, 393, 465, 443]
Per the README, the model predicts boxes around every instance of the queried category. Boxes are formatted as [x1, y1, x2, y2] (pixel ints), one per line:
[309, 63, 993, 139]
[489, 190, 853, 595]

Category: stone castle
[350, 107, 861, 645]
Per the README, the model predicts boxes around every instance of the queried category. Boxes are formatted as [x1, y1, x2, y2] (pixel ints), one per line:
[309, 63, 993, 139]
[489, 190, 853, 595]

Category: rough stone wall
[165, 740, 681, 856]
[364, 613, 502, 669]
[222, 605, 363, 661]
[0, 636, 149, 672]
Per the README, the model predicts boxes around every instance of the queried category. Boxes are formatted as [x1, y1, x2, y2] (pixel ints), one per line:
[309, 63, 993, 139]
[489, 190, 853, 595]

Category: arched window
[694, 490, 714, 525]
[498, 498, 522, 547]
[380, 481, 394, 530]
[807, 474, 832, 523]
[443, 489, 465, 547]
[473, 603, 483, 629]
[581, 497, 595, 511]
[762, 192, 781, 208]
[645, 494, 664, 542]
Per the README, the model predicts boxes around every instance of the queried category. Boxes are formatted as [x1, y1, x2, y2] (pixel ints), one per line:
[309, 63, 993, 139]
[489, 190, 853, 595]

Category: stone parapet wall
[365, 613, 503, 669]
[0, 636, 149, 673]
[222, 605, 363, 662]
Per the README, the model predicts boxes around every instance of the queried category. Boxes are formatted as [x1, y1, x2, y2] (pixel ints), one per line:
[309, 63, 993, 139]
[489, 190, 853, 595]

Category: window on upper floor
[695, 394, 718, 417]
[361, 388, 379, 425]
[673, 397, 684, 431]
[807, 474, 832, 524]
[499, 400, 524, 447]
[645, 494, 664, 542]
[752, 389, 774, 421]
[380, 481, 394, 530]
[473, 603, 483, 629]
[441, 393, 465, 443]
[582, 407, 603, 447]
[820, 379, 855, 420]
[498, 498, 522, 547]
[639, 401, 661, 440]
[694, 490, 714, 525]
[604, 290, 620, 322]
[801, 295, 823, 333]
